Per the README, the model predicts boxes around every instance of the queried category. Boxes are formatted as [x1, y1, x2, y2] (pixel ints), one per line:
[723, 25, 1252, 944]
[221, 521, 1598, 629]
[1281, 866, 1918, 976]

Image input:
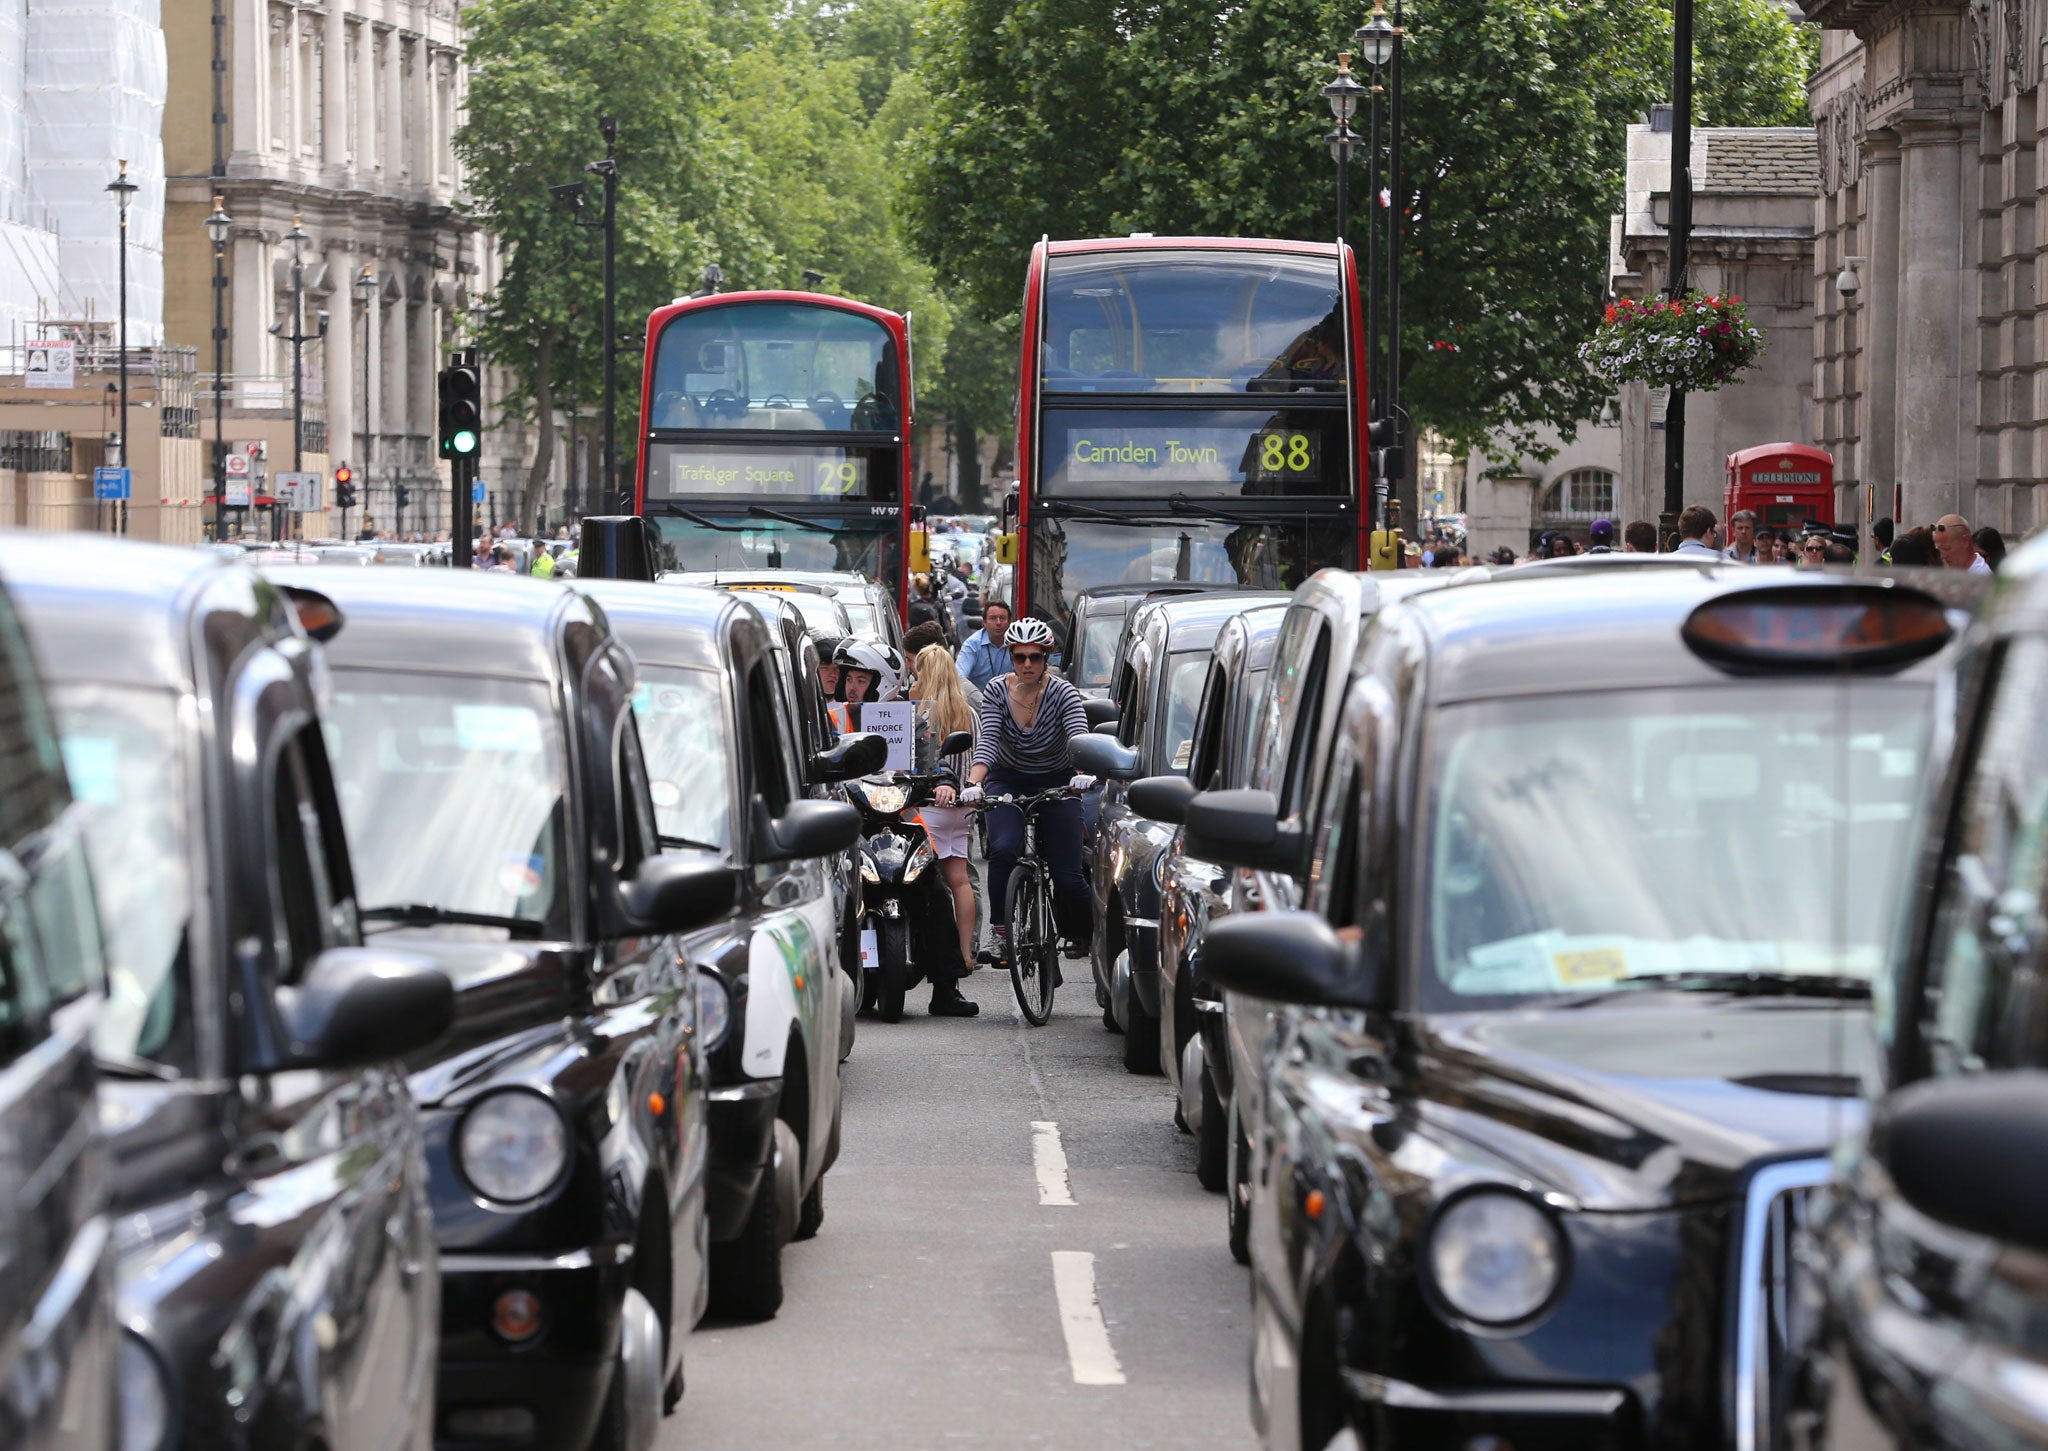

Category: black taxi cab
[1797, 533, 2048, 1450]
[266, 565, 740, 1451]
[571, 579, 867, 1322]
[0, 535, 455, 1451]
[1188, 565, 1981, 1451]
[0, 552, 116, 1451]
[1071, 590, 1285, 1073]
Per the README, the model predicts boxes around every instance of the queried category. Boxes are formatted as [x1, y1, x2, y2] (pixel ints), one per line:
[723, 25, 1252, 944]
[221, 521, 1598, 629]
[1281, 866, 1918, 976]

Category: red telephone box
[1725, 443, 1834, 532]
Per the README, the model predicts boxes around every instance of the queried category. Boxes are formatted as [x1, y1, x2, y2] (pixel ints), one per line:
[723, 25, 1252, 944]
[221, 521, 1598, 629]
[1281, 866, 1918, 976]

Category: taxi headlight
[1153, 848, 1174, 890]
[458, 1090, 571, 1205]
[119, 1332, 173, 1451]
[1425, 1189, 1566, 1326]
[865, 785, 909, 815]
[696, 968, 733, 1052]
[905, 840, 934, 883]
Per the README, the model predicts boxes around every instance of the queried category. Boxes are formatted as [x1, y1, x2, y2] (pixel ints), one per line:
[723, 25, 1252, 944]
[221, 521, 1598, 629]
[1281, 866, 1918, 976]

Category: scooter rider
[957, 616, 1096, 957]
[829, 638, 905, 730]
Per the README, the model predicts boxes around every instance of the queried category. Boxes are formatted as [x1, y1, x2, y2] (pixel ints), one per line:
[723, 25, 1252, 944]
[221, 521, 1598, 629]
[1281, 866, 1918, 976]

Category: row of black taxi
[0, 533, 883, 1451]
[1071, 548, 2048, 1451]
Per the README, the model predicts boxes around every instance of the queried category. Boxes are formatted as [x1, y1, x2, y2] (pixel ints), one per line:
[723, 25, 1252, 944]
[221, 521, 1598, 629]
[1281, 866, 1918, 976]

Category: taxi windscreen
[1416, 683, 1932, 1008]
[629, 667, 732, 852]
[322, 673, 572, 936]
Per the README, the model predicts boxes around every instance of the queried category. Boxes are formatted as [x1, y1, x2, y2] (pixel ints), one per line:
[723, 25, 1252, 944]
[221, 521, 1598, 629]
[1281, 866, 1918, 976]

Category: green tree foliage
[904, 0, 1815, 461]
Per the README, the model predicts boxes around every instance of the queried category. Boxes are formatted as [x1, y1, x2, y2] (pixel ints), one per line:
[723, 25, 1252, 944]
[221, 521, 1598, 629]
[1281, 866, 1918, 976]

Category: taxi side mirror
[1127, 775, 1197, 824]
[1082, 699, 1121, 731]
[1070, 731, 1141, 782]
[274, 948, 453, 1068]
[621, 852, 738, 934]
[756, 799, 860, 863]
[1184, 788, 1304, 876]
[810, 733, 887, 783]
[1200, 912, 1373, 1009]
[1882, 1072, 2048, 1254]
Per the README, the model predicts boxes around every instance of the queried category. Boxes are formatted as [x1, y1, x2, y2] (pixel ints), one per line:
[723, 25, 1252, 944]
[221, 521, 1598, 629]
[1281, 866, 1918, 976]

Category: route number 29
[816, 461, 862, 494]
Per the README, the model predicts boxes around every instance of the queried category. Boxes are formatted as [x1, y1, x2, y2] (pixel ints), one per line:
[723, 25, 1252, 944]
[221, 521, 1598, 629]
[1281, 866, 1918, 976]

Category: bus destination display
[654, 446, 870, 498]
[1042, 410, 1336, 494]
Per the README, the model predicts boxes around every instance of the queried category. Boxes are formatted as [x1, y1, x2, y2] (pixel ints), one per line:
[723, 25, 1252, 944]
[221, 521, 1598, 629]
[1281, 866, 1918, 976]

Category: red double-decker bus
[1006, 237, 1370, 623]
[634, 292, 915, 614]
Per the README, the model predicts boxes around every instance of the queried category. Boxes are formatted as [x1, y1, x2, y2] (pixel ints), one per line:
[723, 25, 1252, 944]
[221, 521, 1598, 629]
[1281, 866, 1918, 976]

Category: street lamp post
[206, 195, 232, 541]
[1662, 0, 1695, 539]
[268, 216, 328, 540]
[106, 159, 137, 532]
[1322, 54, 1364, 247]
[1356, 1, 1398, 528]
[552, 117, 622, 516]
[356, 264, 377, 541]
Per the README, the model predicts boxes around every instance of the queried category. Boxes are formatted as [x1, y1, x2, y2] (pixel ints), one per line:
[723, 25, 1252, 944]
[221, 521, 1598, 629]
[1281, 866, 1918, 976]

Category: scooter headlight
[1425, 1189, 1566, 1326]
[905, 840, 934, 883]
[865, 784, 909, 815]
[860, 853, 880, 884]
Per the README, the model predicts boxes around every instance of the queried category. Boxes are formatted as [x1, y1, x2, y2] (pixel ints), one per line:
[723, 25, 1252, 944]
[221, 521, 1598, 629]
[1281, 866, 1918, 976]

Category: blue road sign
[472, 479, 485, 504]
[93, 467, 131, 502]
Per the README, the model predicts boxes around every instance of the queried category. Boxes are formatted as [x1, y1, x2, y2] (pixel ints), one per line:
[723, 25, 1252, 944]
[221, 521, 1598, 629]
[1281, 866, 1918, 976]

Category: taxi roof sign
[1682, 583, 1950, 674]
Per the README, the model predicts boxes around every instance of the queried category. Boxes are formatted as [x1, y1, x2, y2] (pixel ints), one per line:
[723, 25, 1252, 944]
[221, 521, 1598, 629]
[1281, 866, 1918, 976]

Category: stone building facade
[1612, 124, 1821, 529]
[1807, 0, 2046, 539]
[161, 0, 535, 539]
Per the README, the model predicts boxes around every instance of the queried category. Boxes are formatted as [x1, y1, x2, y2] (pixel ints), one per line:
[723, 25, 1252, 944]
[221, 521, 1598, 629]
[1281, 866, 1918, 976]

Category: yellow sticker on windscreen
[1552, 947, 1626, 985]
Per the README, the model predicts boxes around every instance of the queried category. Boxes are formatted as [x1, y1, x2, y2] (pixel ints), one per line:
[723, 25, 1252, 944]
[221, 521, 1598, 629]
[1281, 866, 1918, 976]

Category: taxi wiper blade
[745, 506, 836, 533]
[94, 1050, 180, 1081]
[361, 903, 544, 938]
[658, 833, 723, 854]
[1569, 969, 1871, 1003]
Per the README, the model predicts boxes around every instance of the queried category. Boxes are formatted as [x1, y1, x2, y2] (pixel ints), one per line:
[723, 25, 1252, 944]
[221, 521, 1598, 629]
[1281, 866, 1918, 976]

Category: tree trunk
[520, 328, 558, 534]
[953, 417, 983, 511]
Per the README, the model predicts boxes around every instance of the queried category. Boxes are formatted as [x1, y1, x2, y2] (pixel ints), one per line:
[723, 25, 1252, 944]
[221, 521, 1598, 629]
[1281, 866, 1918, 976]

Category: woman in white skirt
[911, 644, 979, 970]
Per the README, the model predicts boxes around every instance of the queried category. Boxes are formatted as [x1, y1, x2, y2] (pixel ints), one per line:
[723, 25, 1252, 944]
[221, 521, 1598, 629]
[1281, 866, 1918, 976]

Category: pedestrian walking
[1934, 515, 1993, 572]
[1722, 510, 1759, 563]
[957, 599, 1012, 695]
[1670, 506, 1722, 558]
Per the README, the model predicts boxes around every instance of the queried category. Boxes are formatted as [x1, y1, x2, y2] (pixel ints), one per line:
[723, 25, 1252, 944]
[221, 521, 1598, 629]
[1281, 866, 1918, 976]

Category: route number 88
[1258, 433, 1313, 475]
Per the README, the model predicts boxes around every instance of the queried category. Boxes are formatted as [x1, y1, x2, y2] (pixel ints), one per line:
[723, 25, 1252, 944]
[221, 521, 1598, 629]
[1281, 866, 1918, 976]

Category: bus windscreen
[1041, 250, 1344, 394]
[649, 302, 902, 433]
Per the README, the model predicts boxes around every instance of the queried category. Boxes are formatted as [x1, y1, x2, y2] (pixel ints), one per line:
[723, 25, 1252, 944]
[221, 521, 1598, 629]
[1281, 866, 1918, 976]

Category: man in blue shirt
[957, 599, 1012, 695]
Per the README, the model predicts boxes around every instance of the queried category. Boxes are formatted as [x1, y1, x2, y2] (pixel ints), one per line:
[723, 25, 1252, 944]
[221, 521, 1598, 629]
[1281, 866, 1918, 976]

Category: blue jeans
[983, 767, 1090, 939]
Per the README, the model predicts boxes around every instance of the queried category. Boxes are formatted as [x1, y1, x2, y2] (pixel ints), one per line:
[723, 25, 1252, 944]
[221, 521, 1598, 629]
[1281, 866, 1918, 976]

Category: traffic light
[334, 462, 356, 511]
[438, 359, 482, 459]
[395, 484, 411, 512]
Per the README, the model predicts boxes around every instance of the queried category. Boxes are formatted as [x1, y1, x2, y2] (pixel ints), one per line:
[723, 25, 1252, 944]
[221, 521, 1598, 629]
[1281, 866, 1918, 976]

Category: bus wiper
[1040, 500, 1179, 525]
[659, 506, 750, 533]
[362, 903, 545, 938]
[745, 506, 837, 533]
[1567, 970, 1871, 1004]
[1169, 493, 1273, 526]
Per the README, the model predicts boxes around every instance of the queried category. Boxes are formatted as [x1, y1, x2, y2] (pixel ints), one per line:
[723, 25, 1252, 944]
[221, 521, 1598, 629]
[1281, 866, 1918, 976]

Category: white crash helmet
[833, 637, 906, 701]
[1003, 615, 1055, 649]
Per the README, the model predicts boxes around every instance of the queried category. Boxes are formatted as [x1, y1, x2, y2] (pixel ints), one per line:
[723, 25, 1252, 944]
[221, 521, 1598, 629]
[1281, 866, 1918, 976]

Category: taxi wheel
[1226, 1095, 1252, 1266]
[1122, 997, 1161, 1075]
[708, 1163, 784, 1322]
[795, 1172, 824, 1241]
[1195, 1069, 1227, 1193]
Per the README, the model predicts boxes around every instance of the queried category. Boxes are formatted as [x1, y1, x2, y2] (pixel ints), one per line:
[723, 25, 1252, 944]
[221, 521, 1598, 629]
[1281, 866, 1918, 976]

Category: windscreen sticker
[650, 779, 681, 809]
[454, 704, 543, 753]
[59, 736, 120, 805]
[497, 853, 545, 897]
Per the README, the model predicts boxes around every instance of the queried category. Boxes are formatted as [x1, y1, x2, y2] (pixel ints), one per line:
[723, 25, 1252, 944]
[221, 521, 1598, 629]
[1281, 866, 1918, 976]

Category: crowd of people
[813, 599, 1095, 1018]
[1419, 506, 2010, 571]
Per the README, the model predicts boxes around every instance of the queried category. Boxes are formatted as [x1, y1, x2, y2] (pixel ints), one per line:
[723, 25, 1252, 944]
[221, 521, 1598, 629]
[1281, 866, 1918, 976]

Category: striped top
[973, 675, 1089, 775]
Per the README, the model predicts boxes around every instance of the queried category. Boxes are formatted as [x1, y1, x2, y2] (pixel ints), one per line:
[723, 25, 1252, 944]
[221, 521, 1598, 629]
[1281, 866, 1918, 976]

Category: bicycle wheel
[1006, 860, 1057, 1026]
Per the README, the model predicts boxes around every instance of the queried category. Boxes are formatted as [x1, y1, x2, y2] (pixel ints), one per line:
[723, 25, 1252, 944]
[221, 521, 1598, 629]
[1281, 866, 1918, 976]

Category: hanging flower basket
[1577, 291, 1766, 393]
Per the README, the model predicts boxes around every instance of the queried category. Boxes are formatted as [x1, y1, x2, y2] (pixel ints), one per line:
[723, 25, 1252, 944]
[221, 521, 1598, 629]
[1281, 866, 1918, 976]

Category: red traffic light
[334, 463, 353, 485]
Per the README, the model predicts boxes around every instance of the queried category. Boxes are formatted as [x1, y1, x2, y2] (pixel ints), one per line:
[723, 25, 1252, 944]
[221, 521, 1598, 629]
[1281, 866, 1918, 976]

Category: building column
[325, 262, 353, 475]
[1894, 120, 1968, 526]
[231, 231, 266, 376]
[382, 27, 402, 183]
[363, 278, 383, 512]
[324, 4, 348, 178]
[359, 22, 378, 178]
[1862, 130, 1901, 521]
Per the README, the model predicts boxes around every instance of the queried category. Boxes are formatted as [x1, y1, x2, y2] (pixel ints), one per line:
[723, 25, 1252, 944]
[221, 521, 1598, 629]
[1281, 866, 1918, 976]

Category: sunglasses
[1010, 651, 1048, 664]
[1803, 542, 1826, 553]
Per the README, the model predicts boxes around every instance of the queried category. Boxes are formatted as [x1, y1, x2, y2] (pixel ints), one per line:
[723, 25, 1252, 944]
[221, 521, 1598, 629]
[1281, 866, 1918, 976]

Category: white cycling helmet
[1004, 616, 1055, 649]
[833, 637, 906, 701]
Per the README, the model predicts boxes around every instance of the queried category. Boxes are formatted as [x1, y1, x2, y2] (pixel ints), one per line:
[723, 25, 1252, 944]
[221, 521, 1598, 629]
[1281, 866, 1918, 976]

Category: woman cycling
[957, 617, 1096, 954]
[911, 644, 980, 973]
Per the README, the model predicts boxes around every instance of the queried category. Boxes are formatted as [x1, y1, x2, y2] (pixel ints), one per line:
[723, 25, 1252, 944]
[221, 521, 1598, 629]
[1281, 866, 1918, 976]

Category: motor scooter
[843, 730, 972, 1021]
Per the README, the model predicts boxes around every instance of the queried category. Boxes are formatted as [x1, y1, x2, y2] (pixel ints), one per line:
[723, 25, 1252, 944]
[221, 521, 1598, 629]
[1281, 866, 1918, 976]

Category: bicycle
[969, 785, 1077, 1025]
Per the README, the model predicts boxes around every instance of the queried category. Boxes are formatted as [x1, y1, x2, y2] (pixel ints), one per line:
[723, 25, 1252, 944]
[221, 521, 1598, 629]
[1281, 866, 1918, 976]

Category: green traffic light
[452, 430, 479, 455]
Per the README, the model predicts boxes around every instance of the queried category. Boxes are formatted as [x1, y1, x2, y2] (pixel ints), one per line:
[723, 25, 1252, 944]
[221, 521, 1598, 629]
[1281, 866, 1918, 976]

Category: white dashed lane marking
[1032, 1119, 1076, 1206]
[1050, 1250, 1126, 1386]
